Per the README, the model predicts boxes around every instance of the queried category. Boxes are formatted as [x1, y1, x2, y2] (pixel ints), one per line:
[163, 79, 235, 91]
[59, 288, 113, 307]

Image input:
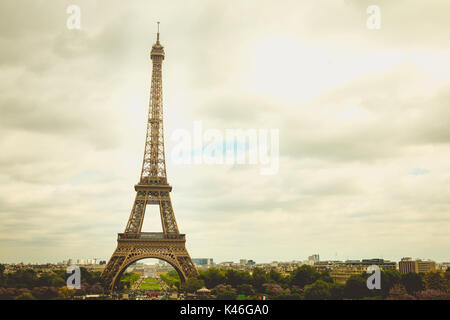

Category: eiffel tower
[101, 23, 197, 292]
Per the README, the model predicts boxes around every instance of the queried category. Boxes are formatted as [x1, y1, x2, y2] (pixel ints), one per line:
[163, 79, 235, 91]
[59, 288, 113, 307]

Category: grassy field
[138, 278, 162, 290]
[121, 272, 140, 288]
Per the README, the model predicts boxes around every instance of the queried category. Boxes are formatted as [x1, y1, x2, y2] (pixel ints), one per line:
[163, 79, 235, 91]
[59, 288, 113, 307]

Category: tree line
[0, 264, 104, 300]
[177, 265, 450, 300]
[1, 263, 449, 300]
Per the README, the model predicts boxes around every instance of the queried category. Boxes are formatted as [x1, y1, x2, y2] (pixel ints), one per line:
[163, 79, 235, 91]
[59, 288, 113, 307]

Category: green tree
[262, 283, 283, 298]
[14, 292, 35, 300]
[167, 269, 181, 279]
[289, 265, 319, 288]
[31, 287, 59, 300]
[445, 269, 450, 291]
[268, 270, 285, 285]
[46, 274, 65, 287]
[344, 275, 370, 299]
[251, 268, 268, 292]
[160, 272, 180, 289]
[198, 268, 226, 288]
[386, 284, 416, 300]
[7, 269, 38, 288]
[79, 267, 101, 285]
[225, 270, 252, 288]
[277, 291, 302, 300]
[236, 284, 255, 296]
[318, 271, 333, 283]
[380, 270, 401, 297]
[400, 272, 424, 294]
[424, 272, 447, 291]
[329, 283, 345, 300]
[213, 284, 237, 300]
[415, 289, 449, 300]
[58, 286, 76, 299]
[0, 264, 5, 287]
[183, 278, 205, 293]
[304, 280, 332, 300]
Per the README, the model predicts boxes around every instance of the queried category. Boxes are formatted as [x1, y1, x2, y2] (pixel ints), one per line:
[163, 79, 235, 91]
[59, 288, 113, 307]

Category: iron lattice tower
[101, 23, 197, 292]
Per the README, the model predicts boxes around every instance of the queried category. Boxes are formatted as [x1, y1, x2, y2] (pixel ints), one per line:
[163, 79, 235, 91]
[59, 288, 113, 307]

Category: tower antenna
[157, 21, 160, 43]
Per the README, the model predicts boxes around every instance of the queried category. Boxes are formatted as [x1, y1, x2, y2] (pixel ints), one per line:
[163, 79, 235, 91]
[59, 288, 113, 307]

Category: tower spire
[157, 21, 160, 44]
[151, 21, 164, 59]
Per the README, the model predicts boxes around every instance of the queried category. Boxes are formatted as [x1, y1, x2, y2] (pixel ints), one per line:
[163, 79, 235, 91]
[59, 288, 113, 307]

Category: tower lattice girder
[101, 24, 197, 292]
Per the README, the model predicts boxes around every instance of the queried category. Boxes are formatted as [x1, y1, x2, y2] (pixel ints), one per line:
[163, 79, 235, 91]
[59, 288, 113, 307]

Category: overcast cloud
[0, 0, 449, 264]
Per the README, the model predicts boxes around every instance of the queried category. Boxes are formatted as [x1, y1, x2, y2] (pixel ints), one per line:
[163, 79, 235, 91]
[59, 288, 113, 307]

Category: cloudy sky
[0, 0, 449, 264]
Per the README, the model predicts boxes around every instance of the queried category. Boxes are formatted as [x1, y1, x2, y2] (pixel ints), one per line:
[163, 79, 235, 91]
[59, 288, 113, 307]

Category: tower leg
[101, 237, 197, 293]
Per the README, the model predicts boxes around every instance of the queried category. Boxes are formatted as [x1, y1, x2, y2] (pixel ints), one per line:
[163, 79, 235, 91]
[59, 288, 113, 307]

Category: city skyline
[2, 255, 448, 267]
[1, 1, 450, 264]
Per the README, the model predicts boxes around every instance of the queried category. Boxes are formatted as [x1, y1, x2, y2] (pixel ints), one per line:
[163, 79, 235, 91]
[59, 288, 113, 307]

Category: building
[308, 254, 320, 263]
[315, 258, 396, 283]
[240, 259, 247, 266]
[217, 261, 236, 269]
[247, 260, 256, 266]
[360, 259, 396, 271]
[399, 258, 418, 274]
[270, 261, 279, 268]
[313, 260, 343, 273]
[330, 265, 367, 284]
[192, 258, 214, 266]
[399, 257, 436, 274]
[439, 262, 450, 271]
[417, 260, 436, 273]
